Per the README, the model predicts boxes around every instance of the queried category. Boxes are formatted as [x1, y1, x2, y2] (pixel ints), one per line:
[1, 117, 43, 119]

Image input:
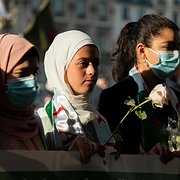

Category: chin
[75, 86, 94, 95]
[82, 89, 93, 95]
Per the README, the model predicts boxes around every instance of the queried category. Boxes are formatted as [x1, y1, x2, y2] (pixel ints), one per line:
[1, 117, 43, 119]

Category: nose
[87, 62, 96, 76]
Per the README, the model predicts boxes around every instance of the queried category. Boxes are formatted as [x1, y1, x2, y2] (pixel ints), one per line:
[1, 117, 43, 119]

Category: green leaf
[104, 98, 151, 146]
[124, 97, 136, 107]
[135, 109, 147, 120]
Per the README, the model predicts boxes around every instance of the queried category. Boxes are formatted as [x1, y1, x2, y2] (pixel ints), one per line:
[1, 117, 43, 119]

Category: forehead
[13, 57, 38, 71]
[77, 45, 99, 54]
[151, 28, 179, 47]
[73, 45, 99, 59]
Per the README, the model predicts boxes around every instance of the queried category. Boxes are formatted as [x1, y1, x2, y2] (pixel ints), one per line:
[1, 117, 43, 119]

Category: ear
[136, 43, 146, 59]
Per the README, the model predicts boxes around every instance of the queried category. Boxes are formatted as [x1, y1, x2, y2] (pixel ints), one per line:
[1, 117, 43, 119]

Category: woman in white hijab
[37, 30, 115, 163]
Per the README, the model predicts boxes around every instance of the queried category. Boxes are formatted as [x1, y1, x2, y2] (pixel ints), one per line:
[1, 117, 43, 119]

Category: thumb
[93, 144, 106, 157]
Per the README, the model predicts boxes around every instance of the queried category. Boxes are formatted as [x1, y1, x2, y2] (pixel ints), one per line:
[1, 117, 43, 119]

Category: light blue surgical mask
[7, 76, 39, 108]
[146, 48, 180, 79]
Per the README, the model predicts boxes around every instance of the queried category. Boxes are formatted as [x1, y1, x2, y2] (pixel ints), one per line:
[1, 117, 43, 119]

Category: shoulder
[101, 76, 138, 96]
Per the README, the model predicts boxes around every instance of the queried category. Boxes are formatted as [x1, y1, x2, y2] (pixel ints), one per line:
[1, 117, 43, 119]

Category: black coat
[98, 76, 142, 154]
[99, 76, 173, 154]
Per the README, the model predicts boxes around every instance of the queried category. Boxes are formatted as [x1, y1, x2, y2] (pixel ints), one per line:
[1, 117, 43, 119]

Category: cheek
[150, 53, 159, 64]
[67, 75, 84, 95]
[66, 69, 83, 87]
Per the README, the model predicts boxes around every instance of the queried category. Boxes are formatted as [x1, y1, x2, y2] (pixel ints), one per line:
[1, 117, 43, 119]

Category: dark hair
[112, 14, 179, 82]
[112, 22, 136, 82]
[21, 47, 39, 61]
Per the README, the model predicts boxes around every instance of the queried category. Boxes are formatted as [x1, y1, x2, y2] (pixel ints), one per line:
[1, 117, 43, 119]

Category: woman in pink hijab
[0, 33, 45, 150]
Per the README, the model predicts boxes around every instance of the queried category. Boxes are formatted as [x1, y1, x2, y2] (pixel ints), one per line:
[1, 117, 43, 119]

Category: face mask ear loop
[143, 48, 152, 67]
[148, 48, 158, 55]
[144, 58, 152, 67]
[148, 48, 161, 65]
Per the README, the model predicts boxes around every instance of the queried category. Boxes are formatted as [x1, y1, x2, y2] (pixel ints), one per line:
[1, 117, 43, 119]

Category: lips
[85, 79, 96, 85]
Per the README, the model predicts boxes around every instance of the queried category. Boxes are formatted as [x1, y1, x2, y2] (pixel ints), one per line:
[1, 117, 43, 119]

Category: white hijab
[44, 30, 99, 124]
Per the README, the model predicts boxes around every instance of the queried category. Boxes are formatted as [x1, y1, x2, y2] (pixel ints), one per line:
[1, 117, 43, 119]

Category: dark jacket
[98, 76, 142, 154]
[98, 76, 171, 154]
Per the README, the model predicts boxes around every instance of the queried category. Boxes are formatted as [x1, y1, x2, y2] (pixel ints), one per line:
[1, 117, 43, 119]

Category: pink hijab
[0, 33, 44, 150]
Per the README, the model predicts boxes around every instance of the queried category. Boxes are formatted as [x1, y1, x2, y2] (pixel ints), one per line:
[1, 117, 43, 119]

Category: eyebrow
[77, 57, 100, 62]
[160, 41, 177, 46]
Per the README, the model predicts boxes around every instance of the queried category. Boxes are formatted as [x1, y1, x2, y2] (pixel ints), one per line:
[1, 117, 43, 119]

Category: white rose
[149, 84, 169, 108]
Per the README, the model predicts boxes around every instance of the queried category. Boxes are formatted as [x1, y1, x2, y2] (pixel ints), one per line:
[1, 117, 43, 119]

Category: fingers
[79, 141, 92, 163]
[93, 144, 106, 157]
[172, 151, 180, 158]
[69, 136, 106, 163]
[159, 144, 171, 164]
[148, 143, 174, 164]
[77, 137, 93, 163]
[156, 143, 166, 156]
[148, 143, 166, 155]
[157, 144, 174, 164]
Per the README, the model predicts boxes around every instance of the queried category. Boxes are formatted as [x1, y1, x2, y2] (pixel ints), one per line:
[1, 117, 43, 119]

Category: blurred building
[1, 0, 180, 86]
[49, 0, 180, 84]
[50, 0, 114, 83]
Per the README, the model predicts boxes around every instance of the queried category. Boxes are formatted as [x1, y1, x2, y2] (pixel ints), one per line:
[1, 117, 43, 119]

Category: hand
[68, 136, 105, 163]
[147, 142, 174, 164]
[172, 150, 180, 158]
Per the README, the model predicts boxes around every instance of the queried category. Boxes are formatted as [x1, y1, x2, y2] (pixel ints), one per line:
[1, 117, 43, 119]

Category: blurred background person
[0, 33, 45, 150]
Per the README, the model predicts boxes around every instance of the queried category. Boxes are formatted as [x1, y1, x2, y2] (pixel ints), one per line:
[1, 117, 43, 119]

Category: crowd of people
[0, 14, 180, 165]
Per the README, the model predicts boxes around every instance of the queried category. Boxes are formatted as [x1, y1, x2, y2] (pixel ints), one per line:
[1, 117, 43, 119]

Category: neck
[137, 62, 162, 91]
[141, 69, 163, 91]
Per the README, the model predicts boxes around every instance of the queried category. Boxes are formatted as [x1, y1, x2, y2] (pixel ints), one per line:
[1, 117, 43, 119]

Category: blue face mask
[7, 76, 39, 108]
[146, 49, 180, 79]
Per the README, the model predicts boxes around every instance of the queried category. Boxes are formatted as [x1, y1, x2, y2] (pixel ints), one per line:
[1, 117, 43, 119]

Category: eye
[19, 72, 31, 77]
[166, 41, 179, 51]
[79, 61, 89, 68]
[78, 58, 99, 68]
[91, 57, 99, 68]
[78, 59, 90, 68]
[19, 69, 38, 77]
[15, 71, 28, 78]
[92, 60, 99, 68]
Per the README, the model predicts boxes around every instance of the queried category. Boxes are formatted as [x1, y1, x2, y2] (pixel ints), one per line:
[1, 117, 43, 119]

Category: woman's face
[7, 56, 39, 80]
[65, 45, 99, 95]
[144, 28, 179, 65]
